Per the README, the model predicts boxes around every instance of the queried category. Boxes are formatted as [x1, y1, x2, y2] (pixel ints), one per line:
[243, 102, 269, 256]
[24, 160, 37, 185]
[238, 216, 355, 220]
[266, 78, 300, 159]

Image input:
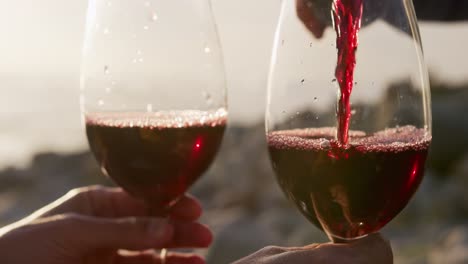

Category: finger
[32, 186, 149, 219]
[169, 195, 202, 221]
[279, 244, 355, 264]
[349, 233, 390, 247]
[54, 214, 212, 253]
[157, 252, 205, 264]
[282, 234, 393, 264]
[64, 186, 201, 219]
[62, 215, 172, 252]
[74, 186, 149, 217]
[167, 220, 213, 248]
[82, 249, 116, 264]
[347, 233, 393, 264]
[283, 243, 321, 251]
[113, 252, 156, 264]
[114, 251, 205, 264]
[296, 0, 326, 38]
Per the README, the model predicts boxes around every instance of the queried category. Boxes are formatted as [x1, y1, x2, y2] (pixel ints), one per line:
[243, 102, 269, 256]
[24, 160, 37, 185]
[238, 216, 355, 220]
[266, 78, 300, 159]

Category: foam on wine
[86, 109, 226, 211]
[268, 126, 431, 239]
[86, 109, 227, 128]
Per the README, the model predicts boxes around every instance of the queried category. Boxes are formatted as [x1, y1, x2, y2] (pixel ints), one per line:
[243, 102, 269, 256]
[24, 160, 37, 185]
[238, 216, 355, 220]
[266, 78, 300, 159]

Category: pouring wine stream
[331, 0, 364, 242]
[332, 0, 364, 146]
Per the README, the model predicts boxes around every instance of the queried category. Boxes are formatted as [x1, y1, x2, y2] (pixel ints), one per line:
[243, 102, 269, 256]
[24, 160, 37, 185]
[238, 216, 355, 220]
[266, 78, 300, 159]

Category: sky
[0, 0, 467, 168]
[0, 0, 465, 77]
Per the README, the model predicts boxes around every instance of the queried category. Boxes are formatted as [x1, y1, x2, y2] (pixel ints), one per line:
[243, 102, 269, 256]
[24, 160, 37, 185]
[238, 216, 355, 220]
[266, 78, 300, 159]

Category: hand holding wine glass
[80, 0, 227, 260]
[0, 186, 211, 264]
[296, 0, 468, 38]
[234, 233, 392, 264]
[296, 0, 392, 38]
[0, 187, 391, 264]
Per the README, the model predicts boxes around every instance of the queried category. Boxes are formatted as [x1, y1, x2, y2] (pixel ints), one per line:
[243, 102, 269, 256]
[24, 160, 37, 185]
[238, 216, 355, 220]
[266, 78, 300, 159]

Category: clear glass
[266, 0, 431, 242]
[80, 0, 227, 211]
[81, 0, 226, 113]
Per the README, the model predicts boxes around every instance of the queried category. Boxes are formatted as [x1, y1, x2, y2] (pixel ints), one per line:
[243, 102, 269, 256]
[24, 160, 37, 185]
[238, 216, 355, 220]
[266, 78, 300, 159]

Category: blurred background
[0, 0, 468, 263]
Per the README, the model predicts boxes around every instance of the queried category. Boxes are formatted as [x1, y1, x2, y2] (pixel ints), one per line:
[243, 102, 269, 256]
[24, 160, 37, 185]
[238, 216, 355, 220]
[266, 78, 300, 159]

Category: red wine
[332, 0, 364, 145]
[268, 126, 430, 239]
[86, 109, 226, 210]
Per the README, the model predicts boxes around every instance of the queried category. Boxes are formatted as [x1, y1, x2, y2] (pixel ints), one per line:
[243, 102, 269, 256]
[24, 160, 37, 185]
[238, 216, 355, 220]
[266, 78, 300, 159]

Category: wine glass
[266, 0, 431, 243]
[80, 0, 227, 256]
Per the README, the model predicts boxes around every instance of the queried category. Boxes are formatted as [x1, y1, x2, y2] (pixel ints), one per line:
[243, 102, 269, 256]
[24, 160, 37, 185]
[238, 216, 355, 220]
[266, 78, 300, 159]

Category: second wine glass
[266, 0, 431, 242]
[80, 0, 227, 215]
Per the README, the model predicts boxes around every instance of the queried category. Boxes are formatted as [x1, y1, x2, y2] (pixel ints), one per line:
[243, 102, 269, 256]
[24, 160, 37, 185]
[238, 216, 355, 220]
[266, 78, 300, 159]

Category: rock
[0, 151, 106, 225]
[256, 205, 328, 246]
[206, 214, 282, 264]
[429, 226, 468, 264]
[429, 86, 468, 175]
[193, 123, 275, 213]
[1, 106, 468, 264]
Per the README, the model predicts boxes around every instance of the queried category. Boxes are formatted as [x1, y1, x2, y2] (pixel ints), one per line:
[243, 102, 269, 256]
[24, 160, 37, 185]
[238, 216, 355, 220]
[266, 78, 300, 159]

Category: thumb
[348, 233, 393, 264]
[55, 214, 173, 253]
